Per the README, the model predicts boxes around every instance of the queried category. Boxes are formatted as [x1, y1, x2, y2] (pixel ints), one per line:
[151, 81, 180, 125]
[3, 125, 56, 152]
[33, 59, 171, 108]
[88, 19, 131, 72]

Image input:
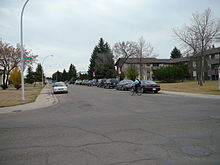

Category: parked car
[104, 78, 119, 88]
[75, 80, 82, 85]
[116, 80, 134, 91]
[140, 80, 160, 93]
[82, 80, 89, 85]
[97, 78, 107, 87]
[53, 82, 68, 94]
[68, 80, 75, 84]
[88, 79, 97, 86]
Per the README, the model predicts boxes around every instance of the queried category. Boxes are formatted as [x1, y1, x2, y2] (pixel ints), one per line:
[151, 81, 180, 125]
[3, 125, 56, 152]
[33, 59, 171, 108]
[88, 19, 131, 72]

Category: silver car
[53, 82, 68, 94]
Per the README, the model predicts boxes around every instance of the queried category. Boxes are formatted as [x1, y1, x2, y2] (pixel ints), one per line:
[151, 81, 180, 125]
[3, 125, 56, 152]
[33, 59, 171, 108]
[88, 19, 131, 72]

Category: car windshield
[142, 80, 156, 84]
[54, 82, 66, 87]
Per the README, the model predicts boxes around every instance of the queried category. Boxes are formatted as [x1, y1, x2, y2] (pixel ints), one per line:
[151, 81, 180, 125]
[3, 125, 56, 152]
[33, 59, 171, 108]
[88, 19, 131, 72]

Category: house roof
[203, 47, 220, 55]
[114, 47, 219, 66]
[115, 57, 190, 66]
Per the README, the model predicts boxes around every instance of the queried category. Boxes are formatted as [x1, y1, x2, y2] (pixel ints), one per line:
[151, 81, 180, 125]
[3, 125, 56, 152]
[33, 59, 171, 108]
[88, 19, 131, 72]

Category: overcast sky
[0, 0, 220, 76]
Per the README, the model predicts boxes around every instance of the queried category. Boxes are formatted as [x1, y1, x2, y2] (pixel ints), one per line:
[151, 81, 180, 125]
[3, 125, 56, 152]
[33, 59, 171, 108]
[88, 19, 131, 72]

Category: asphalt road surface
[0, 85, 220, 165]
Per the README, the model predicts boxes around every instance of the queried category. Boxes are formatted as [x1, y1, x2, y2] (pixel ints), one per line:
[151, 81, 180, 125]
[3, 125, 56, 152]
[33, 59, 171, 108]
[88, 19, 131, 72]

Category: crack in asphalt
[106, 158, 154, 165]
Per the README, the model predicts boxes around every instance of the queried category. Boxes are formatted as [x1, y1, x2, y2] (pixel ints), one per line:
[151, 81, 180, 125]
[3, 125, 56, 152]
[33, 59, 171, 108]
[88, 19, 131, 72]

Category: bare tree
[136, 36, 154, 79]
[113, 41, 138, 67]
[173, 8, 220, 86]
[0, 41, 37, 88]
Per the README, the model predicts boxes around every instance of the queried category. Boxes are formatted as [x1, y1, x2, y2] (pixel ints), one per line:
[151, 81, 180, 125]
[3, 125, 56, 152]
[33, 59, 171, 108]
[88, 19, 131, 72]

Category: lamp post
[42, 55, 53, 86]
[20, 0, 30, 101]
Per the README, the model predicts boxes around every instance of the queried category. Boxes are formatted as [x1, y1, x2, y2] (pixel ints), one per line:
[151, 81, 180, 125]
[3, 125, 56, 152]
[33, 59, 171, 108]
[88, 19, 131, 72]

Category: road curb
[160, 90, 220, 99]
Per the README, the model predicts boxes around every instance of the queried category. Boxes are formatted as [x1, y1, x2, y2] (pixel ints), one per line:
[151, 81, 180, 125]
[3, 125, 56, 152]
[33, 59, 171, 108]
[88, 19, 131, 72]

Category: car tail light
[146, 85, 152, 87]
[157, 85, 160, 87]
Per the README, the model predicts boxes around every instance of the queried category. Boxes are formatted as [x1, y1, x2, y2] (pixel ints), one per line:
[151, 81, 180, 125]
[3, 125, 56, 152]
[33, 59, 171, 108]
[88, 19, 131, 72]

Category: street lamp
[20, 0, 30, 101]
[42, 55, 53, 85]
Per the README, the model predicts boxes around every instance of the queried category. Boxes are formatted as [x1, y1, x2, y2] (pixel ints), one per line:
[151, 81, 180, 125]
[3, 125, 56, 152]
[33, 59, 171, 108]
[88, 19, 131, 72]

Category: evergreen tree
[62, 69, 68, 81]
[88, 38, 116, 79]
[88, 46, 99, 79]
[52, 71, 62, 82]
[170, 47, 182, 59]
[68, 64, 77, 81]
[35, 63, 44, 81]
[97, 38, 106, 53]
[26, 66, 35, 84]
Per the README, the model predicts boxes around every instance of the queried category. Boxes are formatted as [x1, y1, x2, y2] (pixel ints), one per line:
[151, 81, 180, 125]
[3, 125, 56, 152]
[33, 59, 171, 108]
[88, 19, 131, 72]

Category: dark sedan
[116, 80, 134, 91]
[140, 80, 160, 93]
[97, 79, 107, 87]
[104, 79, 119, 88]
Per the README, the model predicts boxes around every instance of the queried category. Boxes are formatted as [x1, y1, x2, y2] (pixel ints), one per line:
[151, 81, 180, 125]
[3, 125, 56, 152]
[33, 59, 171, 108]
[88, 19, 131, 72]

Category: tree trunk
[1, 68, 8, 89]
[139, 58, 142, 80]
[199, 56, 204, 86]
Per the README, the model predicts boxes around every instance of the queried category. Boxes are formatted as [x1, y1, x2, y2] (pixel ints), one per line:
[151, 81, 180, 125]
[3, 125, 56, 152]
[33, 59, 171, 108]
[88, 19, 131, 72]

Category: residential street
[0, 85, 220, 165]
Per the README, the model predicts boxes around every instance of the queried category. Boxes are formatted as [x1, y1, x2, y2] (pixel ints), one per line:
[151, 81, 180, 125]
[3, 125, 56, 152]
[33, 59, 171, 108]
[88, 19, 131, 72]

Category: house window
[193, 71, 197, 77]
[153, 63, 159, 66]
[193, 61, 196, 67]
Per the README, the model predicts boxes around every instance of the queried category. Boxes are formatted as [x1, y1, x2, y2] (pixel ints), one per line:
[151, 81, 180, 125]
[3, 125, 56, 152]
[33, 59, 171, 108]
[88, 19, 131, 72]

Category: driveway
[0, 85, 219, 165]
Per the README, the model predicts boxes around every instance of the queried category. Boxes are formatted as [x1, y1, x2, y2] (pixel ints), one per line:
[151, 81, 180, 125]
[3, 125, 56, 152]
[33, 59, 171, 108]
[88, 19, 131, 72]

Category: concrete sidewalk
[0, 84, 58, 114]
[161, 90, 220, 99]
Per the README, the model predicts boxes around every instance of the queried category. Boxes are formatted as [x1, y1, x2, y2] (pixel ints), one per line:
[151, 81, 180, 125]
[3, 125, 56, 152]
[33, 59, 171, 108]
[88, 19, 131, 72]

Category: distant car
[116, 80, 134, 91]
[88, 79, 97, 86]
[140, 80, 160, 93]
[97, 78, 107, 87]
[104, 78, 119, 88]
[75, 80, 82, 85]
[82, 80, 89, 85]
[91, 79, 98, 86]
[53, 82, 68, 94]
[68, 80, 75, 84]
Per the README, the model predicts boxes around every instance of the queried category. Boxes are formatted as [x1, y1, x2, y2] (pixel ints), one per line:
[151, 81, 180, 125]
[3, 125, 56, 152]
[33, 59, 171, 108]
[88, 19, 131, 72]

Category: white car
[53, 82, 68, 94]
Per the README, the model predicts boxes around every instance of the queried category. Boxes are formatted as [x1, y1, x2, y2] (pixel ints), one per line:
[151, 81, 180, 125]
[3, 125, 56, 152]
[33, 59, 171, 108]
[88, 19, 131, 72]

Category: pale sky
[0, 0, 220, 76]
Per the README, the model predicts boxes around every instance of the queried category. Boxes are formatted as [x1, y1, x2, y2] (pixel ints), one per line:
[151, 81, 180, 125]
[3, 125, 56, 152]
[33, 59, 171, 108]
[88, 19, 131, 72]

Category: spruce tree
[35, 63, 43, 81]
[88, 38, 116, 79]
[68, 64, 77, 81]
[170, 47, 182, 59]
[52, 71, 62, 82]
[88, 46, 99, 79]
[62, 69, 68, 81]
[26, 66, 34, 84]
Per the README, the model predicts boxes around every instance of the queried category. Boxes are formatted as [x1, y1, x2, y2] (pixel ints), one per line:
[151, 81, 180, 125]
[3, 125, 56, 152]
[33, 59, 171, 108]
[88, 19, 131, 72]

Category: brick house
[115, 47, 220, 80]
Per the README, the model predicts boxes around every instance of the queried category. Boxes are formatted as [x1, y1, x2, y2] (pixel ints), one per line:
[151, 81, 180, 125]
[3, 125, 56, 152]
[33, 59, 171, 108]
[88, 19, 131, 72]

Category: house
[115, 58, 179, 80]
[115, 47, 220, 80]
[200, 47, 220, 80]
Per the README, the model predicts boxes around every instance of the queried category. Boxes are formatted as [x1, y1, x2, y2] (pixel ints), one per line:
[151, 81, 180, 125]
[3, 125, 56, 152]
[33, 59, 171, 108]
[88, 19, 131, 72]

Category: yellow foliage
[9, 67, 21, 85]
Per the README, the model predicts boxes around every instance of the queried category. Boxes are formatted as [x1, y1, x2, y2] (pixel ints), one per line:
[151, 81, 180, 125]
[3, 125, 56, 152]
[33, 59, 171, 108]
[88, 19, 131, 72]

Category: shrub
[125, 66, 139, 81]
[9, 67, 21, 89]
[1, 84, 8, 90]
[154, 62, 188, 82]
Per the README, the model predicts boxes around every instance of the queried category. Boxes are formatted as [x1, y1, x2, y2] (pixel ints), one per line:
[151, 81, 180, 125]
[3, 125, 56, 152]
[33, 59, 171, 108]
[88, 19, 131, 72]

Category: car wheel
[154, 91, 158, 94]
